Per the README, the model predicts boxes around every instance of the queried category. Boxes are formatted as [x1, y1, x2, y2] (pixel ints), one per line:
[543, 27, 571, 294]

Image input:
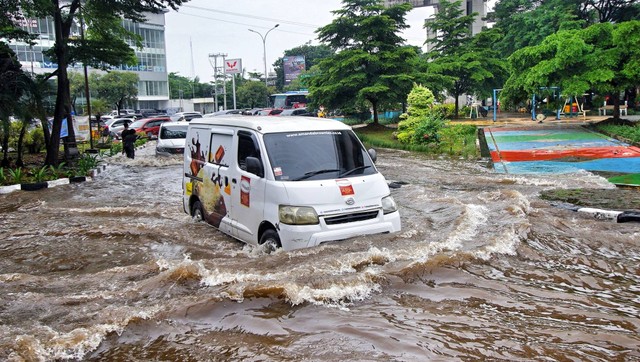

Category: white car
[156, 122, 188, 156]
[170, 112, 202, 122]
[105, 118, 133, 139]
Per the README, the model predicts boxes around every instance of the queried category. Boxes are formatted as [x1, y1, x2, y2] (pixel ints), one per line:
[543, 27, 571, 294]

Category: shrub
[75, 153, 103, 176]
[26, 127, 45, 153]
[8, 168, 25, 183]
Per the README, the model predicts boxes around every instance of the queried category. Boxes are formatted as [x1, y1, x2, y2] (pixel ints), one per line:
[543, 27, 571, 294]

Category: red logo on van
[336, 179, 354, 196]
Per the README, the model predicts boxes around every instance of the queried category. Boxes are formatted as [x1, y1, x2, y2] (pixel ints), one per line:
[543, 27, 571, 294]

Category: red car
[128, 117, 171, 138]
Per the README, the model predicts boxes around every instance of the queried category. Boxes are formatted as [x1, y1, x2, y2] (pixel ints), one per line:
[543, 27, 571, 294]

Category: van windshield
[263, 130, 376, 181]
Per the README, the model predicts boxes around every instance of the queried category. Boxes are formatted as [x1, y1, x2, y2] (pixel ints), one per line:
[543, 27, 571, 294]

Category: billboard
[225, 59, 242, 74]
[283, 55, 305, 85]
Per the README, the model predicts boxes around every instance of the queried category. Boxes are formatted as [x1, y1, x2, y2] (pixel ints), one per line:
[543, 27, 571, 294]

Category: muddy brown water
[1, 144, 638, 361]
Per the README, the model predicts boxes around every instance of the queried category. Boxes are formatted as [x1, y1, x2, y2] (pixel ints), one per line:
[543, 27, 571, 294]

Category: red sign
[336, 179, 354, 196]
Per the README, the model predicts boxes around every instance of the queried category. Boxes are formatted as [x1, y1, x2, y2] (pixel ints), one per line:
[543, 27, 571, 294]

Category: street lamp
[249, 24, 279, 88]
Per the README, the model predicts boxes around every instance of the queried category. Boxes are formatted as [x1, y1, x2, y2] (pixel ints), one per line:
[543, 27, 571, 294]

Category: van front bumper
[278, 211, 401, 251]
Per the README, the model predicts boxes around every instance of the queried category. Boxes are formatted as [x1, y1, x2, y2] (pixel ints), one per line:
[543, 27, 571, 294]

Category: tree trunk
[1, 121, 9, 168]
[371, 100, 379, 125]
[612, 96, 620, 120]
[45, 2, 79, 166]
[16, 121, 27, 168]
[454, 93, 460, 119]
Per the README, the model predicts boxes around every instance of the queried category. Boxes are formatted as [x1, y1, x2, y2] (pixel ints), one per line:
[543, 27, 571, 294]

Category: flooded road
[1, 143, 639, 361]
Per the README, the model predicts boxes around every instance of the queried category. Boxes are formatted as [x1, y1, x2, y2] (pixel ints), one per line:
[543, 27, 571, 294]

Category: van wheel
[259, 229, 281, 254]
[191, 200, 204, 222]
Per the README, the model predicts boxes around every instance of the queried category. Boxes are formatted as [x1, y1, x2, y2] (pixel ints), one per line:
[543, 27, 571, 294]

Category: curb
[551, 202, 640, 223]
[0, 164, 106, 195]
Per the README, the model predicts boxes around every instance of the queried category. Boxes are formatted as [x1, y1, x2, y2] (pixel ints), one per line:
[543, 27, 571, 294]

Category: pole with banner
[225, 58, 242, 110]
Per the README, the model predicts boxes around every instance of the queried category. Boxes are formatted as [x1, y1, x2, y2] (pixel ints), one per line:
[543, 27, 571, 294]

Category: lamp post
[249, 24, 279, 88]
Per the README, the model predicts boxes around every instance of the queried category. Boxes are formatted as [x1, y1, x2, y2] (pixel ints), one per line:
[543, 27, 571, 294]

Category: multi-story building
[9, 11, 170, 112]
[385, 0, 488, 51]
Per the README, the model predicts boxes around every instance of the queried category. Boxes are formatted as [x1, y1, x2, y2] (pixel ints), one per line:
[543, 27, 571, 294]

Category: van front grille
[324, 210, 380, 225]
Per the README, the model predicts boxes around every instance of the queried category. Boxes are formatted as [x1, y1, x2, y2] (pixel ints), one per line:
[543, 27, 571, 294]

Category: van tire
[192, 200, 204, 222]
[259, 229, 281, 253]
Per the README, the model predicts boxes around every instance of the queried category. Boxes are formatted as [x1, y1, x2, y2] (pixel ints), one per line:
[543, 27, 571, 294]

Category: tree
[502, 21, 640, 119]
[273, 44, 334, 91]
[237, 81, 269, 109]
[6, 0, 188, 166]
[424, 0, 504, 118]
[490, 0, 583, 59]
[309, 0, 417, 124]
[92, 71, 139, 113]
[0, 44, 26, 167]
[68, 71, 86, 115]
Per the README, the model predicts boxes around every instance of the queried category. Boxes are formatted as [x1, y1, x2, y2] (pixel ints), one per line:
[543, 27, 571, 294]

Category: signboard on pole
[224, 59, 242, 74]
[283, 55, 305, 85]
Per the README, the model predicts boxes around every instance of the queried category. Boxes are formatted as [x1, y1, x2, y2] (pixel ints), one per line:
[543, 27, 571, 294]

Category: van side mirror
[368, 148, 377, 163]
[245, 156, 264, 177]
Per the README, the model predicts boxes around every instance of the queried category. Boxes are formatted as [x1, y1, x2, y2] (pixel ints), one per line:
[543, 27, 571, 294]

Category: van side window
[237, 131, 261, 172]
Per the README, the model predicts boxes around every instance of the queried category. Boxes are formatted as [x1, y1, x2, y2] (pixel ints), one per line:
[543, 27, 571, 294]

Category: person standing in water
[121, 122, 137, 159]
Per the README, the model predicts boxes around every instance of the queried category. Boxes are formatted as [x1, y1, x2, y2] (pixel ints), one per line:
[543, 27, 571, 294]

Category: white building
[9, 11, 170, 111]
[385, 0, 489, 51]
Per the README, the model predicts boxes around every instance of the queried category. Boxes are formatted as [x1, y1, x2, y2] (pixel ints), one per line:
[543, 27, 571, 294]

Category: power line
[181, 5, 322, 29]
[172, 11, 317, 37]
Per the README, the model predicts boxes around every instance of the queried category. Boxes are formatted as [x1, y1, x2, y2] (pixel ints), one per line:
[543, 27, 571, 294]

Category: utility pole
[208, 53, 227, 111]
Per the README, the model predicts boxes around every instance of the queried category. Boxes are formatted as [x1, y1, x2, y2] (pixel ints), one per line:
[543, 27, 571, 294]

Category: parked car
[170, 112, 202, 122]
[242, 108, 263, 116]
[129, 117, 172, 139]
[203, 109, 242, 117]
[257, 109, 283, 116]
[139, 109, 166, 118]
[279, 108, 314, 117]
[105, 118, 133, 139]
[109, 109, 136, 117]
[155, 122, 188, 156]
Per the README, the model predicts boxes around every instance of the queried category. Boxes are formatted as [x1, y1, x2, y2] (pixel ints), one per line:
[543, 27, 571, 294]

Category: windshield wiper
[339, 165, 371, 177]
[293, 169, 340, 181]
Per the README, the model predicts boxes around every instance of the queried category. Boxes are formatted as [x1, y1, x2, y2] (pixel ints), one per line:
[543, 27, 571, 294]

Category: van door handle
[232, 178, 237, 184]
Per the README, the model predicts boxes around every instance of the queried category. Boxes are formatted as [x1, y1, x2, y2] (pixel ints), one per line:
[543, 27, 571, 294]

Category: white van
[156, 122, 188, 156]
[182, 116, 401, 251]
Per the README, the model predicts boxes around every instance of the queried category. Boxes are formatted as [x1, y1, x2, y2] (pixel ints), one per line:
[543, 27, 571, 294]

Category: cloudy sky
[164, 0, 438, 83]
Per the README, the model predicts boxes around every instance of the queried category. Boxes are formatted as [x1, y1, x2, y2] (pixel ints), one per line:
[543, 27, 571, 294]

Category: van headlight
[381, 196, 398, 214]
[279, 205, 319, 225]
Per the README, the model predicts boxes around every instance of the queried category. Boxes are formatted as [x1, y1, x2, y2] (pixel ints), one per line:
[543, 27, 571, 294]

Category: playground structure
[487, 87, 594, 122]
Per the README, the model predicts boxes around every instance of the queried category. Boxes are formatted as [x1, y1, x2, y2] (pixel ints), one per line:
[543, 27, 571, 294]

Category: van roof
[188, 116, 351, 134]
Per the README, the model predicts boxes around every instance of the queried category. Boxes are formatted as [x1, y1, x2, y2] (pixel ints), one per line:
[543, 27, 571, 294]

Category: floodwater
[1, 143, 639, 361]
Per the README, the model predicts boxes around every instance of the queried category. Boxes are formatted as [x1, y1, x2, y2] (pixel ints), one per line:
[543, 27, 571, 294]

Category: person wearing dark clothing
[121, 123, 137, 159]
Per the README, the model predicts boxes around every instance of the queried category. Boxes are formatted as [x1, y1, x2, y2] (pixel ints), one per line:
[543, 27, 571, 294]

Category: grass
[608, 173, 640, 185]
[354, 122, 479, 158]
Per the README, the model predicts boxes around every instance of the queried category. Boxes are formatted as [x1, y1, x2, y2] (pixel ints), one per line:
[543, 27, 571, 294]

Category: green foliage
[8, 168, 25, 183]
[438, 124, 477, 155]
[75, 153, 103, 176]
[92, 71, 139, 112]
[596, 124, 640, 143]
[0, 168, 6, 185]
[31, 165, 49, 183]
[48, 162, 67, 179]
[26, 127, 45, 153]
[309, 0, 417, 124]
[396, 84, 446, 144]
[431, 104, 457, 119]
[109, 142, 123, 156]
[424, 0, 507, 118]
[503, 21, 640, 117]
[237, 81, 270, 108]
